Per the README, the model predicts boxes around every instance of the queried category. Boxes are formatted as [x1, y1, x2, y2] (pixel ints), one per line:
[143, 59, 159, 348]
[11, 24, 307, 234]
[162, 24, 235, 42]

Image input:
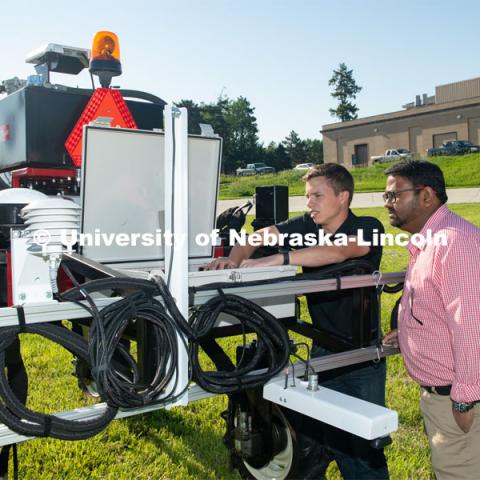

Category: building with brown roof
[321, 77, 480, 167]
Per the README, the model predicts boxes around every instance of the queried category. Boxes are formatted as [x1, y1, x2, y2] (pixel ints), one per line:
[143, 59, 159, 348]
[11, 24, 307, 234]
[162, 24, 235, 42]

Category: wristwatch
[452, 401, 475, 413]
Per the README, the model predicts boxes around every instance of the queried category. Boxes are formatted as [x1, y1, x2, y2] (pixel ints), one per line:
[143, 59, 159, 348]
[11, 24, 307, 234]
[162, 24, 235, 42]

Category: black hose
[60, 276, 191, 408]
[87, 292, 179, 408]
[187, 260, 384, 393]
[0, 323, 117, 440]
[189, 293, 291, 394]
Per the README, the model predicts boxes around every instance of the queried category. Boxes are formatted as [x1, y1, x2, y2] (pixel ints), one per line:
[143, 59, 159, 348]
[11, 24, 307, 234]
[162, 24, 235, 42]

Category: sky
[2, 0, 480, 143]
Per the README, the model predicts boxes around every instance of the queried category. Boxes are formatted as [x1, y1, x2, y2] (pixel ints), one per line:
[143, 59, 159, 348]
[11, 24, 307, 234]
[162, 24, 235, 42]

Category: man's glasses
[382, 187, 423, 204]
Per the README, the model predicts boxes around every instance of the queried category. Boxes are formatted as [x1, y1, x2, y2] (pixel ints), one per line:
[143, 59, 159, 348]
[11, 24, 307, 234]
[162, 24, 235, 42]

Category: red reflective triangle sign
[65, 88, 137, 167]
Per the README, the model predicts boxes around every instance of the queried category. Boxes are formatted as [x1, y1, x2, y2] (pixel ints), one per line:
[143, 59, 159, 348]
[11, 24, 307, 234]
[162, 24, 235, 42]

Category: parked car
[371, 149, 413, 163]
[236, 163, 276, 176]
[293, 163, 314, 170]
[457, 140, 480, 153]
[427, 140, 480, 157]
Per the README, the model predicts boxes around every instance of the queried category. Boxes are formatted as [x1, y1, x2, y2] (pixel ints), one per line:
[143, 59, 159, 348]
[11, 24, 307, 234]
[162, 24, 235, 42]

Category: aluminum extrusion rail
[0, 272, 405, 327]
[296, 344, 399, 376]
[192, 271, 405, 305]
[0, 298, 119, 328]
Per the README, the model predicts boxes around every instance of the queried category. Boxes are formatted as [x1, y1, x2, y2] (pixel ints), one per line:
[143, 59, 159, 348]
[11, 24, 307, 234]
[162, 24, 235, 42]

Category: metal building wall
[322, 105, 480, 167]
[436, 78, 480, 104]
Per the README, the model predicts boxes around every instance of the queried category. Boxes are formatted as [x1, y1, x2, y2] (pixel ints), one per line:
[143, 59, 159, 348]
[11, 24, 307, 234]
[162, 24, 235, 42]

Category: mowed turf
[10, 203, 480, 479]
[219, 154, 480, 199]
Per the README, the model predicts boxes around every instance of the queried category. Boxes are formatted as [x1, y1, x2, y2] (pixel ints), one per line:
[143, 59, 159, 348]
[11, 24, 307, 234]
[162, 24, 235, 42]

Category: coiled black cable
[88, 292, 178, 408]
[189, 293, 291, 394]
[60, 277, 190, 409]
[187, 260, 385, 394]
[0, 323, 117, 440]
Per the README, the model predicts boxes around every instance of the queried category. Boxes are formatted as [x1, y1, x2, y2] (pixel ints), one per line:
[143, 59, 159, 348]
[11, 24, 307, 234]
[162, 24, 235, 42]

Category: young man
[207, 163, 389, 479]
[383, 160, 480, 480]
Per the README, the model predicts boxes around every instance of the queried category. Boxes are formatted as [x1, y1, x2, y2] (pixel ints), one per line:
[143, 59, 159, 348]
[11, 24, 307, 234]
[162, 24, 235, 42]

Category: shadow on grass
[124, 407, 239, 479]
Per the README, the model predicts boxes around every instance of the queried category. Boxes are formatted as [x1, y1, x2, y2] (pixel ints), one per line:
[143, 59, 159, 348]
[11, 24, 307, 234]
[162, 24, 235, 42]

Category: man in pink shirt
[383, 160, 480, 480]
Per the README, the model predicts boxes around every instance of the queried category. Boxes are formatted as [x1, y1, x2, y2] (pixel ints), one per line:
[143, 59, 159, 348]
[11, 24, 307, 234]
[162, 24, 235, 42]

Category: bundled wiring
[187, 260, 383, 394]
[60, 276, 190, 409]
[0, 323, 117, 440]
[189, 293, 291, 394]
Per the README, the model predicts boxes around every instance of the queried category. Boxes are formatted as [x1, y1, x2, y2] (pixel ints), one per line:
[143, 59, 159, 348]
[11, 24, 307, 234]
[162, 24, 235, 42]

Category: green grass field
[220, 154, 480, 199]
[9, 203, 480, 479]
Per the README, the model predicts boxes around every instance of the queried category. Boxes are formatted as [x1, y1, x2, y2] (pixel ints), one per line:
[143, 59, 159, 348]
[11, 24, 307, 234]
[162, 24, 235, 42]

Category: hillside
[220, 154, 480, 199]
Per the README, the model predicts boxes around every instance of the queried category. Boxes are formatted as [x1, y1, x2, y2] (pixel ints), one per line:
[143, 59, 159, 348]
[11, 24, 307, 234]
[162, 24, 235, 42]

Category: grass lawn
[220, 154, 480, 199]
[10, 203, 480, 479]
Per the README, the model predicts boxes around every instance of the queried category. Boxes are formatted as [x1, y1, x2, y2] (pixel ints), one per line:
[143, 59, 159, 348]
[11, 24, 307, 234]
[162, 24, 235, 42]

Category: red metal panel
[11, 167, 76, 187]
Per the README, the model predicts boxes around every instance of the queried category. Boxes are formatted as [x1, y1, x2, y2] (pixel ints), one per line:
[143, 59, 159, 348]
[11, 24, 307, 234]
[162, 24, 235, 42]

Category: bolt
[19, 293, 26, 301]
[307, 373, 319, 392]
[229, 271, 241, 283]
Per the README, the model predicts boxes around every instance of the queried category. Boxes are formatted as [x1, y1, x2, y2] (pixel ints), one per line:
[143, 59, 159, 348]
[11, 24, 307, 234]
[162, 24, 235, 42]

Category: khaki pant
[420, 388, 480, 480]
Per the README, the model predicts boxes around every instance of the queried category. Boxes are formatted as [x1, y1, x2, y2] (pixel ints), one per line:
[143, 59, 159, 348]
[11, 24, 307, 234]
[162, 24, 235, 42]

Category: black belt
[421, 385, 451, 396]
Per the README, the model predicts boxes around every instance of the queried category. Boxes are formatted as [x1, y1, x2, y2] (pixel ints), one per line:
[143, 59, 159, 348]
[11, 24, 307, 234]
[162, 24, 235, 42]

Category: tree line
[175, 62, 362, 174]
[175, 97, 323, 174]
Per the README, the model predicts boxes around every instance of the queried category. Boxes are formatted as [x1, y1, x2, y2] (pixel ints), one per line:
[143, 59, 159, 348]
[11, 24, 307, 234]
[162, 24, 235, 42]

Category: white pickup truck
[236, 162, 276, 176]
[371, 148, 412, 164]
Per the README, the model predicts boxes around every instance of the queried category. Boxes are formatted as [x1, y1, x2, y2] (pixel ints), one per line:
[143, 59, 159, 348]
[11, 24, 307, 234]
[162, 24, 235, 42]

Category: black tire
[226, 402, 330, 480]
[232, 404, 298, 480]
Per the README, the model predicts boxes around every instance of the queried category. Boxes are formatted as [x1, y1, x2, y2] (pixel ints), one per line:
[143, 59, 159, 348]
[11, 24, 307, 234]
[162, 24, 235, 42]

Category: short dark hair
[384, 160, 448, 204]
[303, 163, 354, 205]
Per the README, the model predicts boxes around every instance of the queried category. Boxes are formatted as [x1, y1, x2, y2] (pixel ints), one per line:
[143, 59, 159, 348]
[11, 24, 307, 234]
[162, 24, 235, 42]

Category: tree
[263, 142, 291, 171]
[175, 97, 229, 138]
[175, 95, 260, 174]
[304, 139, 324, 165]
[282, 130, 307, 166]
[223, 96, 260, 173]
[198, 95, 230, 142]
[175, 96, 324, 174]
[328, 63, 362, 122]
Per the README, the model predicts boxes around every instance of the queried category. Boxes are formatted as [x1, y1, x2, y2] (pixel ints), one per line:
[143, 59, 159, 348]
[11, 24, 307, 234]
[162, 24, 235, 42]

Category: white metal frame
[162, 105, 190, 406]
[0, 271, 404, 446]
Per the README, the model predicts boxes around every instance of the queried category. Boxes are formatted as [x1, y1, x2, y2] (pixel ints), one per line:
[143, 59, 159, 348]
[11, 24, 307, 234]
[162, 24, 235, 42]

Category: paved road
[218, 187, 480, 214]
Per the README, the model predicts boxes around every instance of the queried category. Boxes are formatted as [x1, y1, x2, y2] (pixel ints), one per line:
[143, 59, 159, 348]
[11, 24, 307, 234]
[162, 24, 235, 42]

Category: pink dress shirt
[398, 204, 480, 402]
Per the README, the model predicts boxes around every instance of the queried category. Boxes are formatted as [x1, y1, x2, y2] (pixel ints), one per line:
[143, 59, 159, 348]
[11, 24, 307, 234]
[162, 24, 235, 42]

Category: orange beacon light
[89, 31, 122, 88]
